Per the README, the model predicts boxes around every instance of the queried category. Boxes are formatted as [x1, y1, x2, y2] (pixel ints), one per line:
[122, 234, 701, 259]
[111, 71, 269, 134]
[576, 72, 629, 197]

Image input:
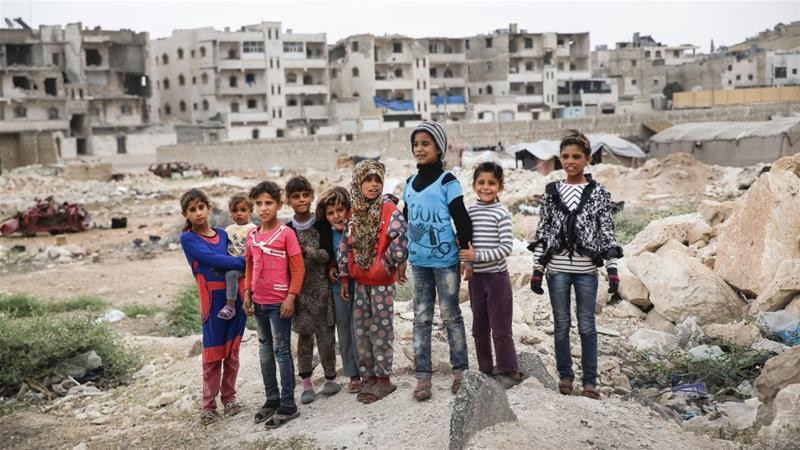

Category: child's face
[230, 201, 252, 226]
[413, 131, 439, 165]
[360, 174, 383, 201]
[253, 192, 281, 225]
[287, 190, 313, 216]
[473, 172, 503, 203]
[183, 198, 210, 229]
[325, 203, 348, 232]
[560, 144, 590, 177]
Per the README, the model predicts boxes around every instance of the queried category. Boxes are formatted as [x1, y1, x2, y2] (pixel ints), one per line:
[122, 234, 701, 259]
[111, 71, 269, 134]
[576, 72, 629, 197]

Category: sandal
[217, 304, 236, 320]
[451, 378, 463, 394]
[559, 378, 574, 395]
[200, 409, 220, 426]
[264, 409, 300, 429]
[413, 385, 432, 402]
[223, 401, 244, 417]
[356, 379, 376, 403]
[582, 384, 601, 400]
[361, 380, 396, 404]
[254, 401, 279, 423]
[344, 378, 362, 394]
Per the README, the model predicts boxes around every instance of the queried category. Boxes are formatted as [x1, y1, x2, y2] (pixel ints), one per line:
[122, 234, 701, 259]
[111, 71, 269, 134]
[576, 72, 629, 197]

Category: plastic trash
[672, 381, 707, 400]
[758, 310, 800, 346]
[95, 309, 126, 323]
[687, 344, 725, 362]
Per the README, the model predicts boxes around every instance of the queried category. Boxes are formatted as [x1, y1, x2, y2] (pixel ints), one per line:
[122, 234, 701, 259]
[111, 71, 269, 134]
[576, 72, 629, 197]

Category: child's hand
[530, 270, 544, 295]
[243, 290, 254, 316]
[396, 262, 408, 285]
[461, 262, 473, 281]
[459, 242, 476, 262]
[340, 283, 350, 301]
[281, 294, 296, 319]
[327, 266, 339, 282]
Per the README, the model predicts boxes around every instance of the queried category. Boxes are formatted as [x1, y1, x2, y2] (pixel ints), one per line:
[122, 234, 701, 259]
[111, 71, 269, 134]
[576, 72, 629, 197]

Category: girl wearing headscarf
[337, 160, 408, 404]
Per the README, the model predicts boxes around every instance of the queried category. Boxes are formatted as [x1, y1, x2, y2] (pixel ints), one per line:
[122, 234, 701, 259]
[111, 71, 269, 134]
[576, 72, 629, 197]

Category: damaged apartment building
[151, 22, 333, 143]
[0, 21, 155, 172]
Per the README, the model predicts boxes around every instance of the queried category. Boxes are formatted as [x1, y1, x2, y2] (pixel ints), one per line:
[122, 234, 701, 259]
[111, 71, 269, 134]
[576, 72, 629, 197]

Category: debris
[111, 217, 128, 229]
[267, 166, 285, 177]
[629, 329, 679, 353]
[0, 197, 91, 236]
[754, 346, 800, 405]
[516, 352, 558, 392]
[686, 345, 725, 362]
[148, 162, 219, 179]
[57, 351, 103, 379]
[95, 309, 126, 324]
[449, 371, 517, 450]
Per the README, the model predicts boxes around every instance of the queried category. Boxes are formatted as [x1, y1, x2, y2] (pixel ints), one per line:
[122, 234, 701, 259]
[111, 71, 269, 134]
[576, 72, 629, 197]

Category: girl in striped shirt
[459, 162, 525, 387]
[528, 130, 623, 401]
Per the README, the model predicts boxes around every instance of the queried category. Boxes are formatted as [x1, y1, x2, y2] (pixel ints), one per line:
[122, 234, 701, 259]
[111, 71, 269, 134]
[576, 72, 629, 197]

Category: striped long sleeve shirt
[532, 182, 618, 274]
[468, 200, 514, 273]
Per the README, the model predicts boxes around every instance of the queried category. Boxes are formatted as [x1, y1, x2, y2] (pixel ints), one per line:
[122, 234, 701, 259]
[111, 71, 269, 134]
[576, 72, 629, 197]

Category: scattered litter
[687, 344, 725, 362]
[96, 309, 126, 324]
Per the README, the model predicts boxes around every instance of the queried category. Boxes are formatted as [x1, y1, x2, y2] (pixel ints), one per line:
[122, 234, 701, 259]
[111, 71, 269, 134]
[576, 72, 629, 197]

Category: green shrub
[0, 315, 141, 392]
[0, 293, 105, 319]
[614, 203, 697, 245]
[165, 284, 201, 337]
[121, 304, 162, 318]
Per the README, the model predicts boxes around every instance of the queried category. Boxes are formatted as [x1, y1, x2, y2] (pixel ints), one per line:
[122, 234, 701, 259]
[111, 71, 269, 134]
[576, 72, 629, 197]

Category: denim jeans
[412, 263, 469, 378]
[332, 284, 359, 378]
[253, 303, 295, 407]
[546, 270, 598, 385]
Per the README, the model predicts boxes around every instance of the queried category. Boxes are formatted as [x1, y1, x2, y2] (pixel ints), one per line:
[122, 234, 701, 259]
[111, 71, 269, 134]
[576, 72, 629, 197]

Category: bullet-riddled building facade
[0, 22, 153, 171]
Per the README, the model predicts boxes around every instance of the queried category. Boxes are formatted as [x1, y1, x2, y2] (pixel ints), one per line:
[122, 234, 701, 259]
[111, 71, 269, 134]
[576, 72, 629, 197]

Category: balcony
[514, 94, 544, 104]
[556, 71, 591, 81]
[509, 72, 543, 83]
[217, 85, 264, 96]
[218, 58, 266, 71]
[283, 58, 327, 69]
[286, 105, 329, 120]
[427, 52, 466, 63]
[229, 111, 270, 123]
[430, 77, 466, 88]
[509, 47, 545, 58]
[431, 103, 465, 113]
[374, 78, 414, 91]
[284, 84, 328, 96]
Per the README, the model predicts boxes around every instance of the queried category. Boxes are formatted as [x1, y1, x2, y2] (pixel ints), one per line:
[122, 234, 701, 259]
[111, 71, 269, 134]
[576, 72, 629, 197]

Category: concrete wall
[158, 102, 800, 172]
[674, 86, 800, 109]
[0, 131, 59, 173]
[650, 134, 799, 167]
[88, 131, 177, 157]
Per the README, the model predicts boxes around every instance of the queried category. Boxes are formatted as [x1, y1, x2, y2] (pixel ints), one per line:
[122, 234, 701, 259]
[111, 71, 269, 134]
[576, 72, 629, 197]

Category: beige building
[420, 37, 468, 122]
[1, 22, 155, 171]
[152, 22, 324, 142]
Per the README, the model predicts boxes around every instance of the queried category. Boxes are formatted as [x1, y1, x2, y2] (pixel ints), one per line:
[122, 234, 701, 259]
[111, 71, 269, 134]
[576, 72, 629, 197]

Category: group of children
[179, 120, 622, 428]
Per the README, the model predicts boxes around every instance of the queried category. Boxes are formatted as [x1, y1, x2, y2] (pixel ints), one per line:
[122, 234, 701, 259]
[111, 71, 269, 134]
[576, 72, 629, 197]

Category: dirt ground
[0, 153, 755, 449]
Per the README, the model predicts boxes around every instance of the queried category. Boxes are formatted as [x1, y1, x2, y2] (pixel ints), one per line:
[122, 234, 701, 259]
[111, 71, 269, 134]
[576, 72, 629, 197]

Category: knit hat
[410, 120, 448, 162]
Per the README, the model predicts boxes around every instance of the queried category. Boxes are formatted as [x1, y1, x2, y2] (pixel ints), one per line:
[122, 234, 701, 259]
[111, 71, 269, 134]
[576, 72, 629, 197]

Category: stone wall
[157, 102, 800, 172]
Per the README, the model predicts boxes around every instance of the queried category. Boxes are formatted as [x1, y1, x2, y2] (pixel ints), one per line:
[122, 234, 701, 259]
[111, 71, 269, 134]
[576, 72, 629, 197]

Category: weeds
[0, 314, 141, 392]
[120, 304, 162, 318]
[165, 284, 201, 337]
[627, 338, 771, 396]
[614, 202, 698, 244]
[0, 293, 105, 319]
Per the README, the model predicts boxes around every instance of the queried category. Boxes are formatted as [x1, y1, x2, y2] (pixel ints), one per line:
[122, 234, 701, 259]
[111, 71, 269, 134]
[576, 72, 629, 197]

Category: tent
[506, 135, 646, 174]
[649, 118, 800, 167]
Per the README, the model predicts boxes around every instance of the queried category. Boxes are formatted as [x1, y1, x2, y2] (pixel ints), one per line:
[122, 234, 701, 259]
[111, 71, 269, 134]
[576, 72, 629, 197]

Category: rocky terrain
[1, 151, 799, 450]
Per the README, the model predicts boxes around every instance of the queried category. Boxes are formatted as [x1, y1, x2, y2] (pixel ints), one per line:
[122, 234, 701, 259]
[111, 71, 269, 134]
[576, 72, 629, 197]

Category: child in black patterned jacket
[528, 129, 623, 401]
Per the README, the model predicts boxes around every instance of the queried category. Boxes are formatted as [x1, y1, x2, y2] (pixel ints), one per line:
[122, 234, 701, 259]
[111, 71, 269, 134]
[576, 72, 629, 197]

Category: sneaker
[300, 389, 316, 405]
[320, 380, 342, 397]
[344, 378, 362, 394]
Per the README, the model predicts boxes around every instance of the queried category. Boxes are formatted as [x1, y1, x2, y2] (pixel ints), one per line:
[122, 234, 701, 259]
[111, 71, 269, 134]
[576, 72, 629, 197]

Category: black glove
[530, 270, 544, 295]
[607, 267, 620, 294]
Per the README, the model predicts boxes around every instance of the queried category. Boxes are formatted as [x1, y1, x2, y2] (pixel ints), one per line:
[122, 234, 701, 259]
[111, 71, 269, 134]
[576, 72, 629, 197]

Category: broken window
[569, 63, 576, 71]
[163, 78, 170, 89]
[121, 104, 132, 115]
[393, 42, 402, 53]
[48, 107, 59, 119]
[52, 53, 60, 66]
[200, 47, 206, 57]
[288, 98, 298, 106]
[544, 51, 553, 65]
[162, 53, 169, 65]
[430, 68, 438, 77]
[45, 78, 58, 96]
[394, 68, 403, 78]
[631, 79, 638, 86]
[193, 102, 197, 111]
[228, 48, 238, 60]
[164, 103, 171, 115]
[179, 74, 185, 86]
[177, 48, 184, 59]
[525, 62, 533, 71]
[192, 76, 196, 85]
[644, 50, 651, 58]
[229, 76, 238, 87]
[231, 102, 239, 113]
[285, 72, 297, 84]
[465, 39, 470, 50]
[351, 41, 359, 52]
[524, 38, 533, 49]
[179, 101, 187, 112]
[736, 74, 741, 81]
[201, 73, 208, 84]
[6, 44, 32, 66]
[775, 67, 787, 79]
[748, 74, 753, 81]
[247, 99, 257, 109]
[13, 105, 26, 118]
[246, 73, 256, 86]
[86, 48, 102, 66]
[202, 100, 209, 111]
[352, 67, 359, 77]
[485, 38, 492, 48]
[486, 85, 493, 95]
[13, 76, 32, 90]
[252, 129, 260, 139]
[303, 75, 313, 85]
[444, 69, 453, 78]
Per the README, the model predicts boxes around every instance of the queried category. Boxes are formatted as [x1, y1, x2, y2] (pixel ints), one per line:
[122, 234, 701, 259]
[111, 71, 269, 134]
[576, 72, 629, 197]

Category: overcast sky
[0, 0, 797, 52]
